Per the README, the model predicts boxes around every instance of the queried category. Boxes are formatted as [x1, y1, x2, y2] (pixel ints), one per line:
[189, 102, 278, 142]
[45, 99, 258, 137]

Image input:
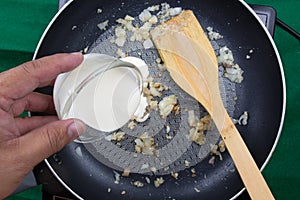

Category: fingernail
[67, 119, 86, 139]
[70, 52, 82, 56]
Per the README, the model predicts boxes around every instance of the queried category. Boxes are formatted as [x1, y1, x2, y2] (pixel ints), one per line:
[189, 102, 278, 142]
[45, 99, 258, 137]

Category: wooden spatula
[151, 10, 274, 200]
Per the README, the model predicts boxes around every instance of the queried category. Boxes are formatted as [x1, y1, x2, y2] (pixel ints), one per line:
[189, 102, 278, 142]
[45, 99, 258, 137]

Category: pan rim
[231, 0, 286, 198]
[33, 0, 286, 199]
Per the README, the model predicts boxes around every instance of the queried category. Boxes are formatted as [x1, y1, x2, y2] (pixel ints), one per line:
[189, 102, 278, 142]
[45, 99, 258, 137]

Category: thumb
[18, 119, 86, 166]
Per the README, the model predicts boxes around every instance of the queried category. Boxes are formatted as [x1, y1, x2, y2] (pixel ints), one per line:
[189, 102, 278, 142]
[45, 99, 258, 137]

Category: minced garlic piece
[224, 64, 244, 83]
[122, 168, 131, 177]
[218, 140, 226, 153]
[191, 168, 196, 177]
[171, 172, 179, 179]
[113, 171, 120, 184]
[210, 140, 226, 161]
[184, 160, 190, 167]
[135, 132, 156, 155]
[206, 26, 223, 40]
[150, 167, 157, 173]
[159, 95, 177, 118]
[187, 111, 211, 145]
[189, 128, 206, 145]
[133, 181, 144, 188]
[149, 100, 158, 110]
[166, 135, 173, 140]
[166, 125, 170, 133]
[97, 20, 109, 30]
[218, 46, 234, 68]
[128, 121, 137, 130]
[154, 177, 165, 188]
[145, 177, 151, 184]
[111, 131, 126, 142]
[238, 111, 249, 126]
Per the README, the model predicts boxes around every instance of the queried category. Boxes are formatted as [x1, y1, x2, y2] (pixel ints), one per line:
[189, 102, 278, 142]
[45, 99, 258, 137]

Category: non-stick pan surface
[34, 0, 285, 199]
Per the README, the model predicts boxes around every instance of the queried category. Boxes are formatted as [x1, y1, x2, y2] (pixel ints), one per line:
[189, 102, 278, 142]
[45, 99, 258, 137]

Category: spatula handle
[213, 107, 275, 200]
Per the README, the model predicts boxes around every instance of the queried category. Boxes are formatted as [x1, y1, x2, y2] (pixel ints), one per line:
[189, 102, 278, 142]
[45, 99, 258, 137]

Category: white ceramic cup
[53, 53, 145, 143]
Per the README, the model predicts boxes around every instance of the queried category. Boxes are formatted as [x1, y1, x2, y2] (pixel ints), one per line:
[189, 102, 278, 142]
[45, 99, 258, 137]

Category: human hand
[0, 53, 86, 199]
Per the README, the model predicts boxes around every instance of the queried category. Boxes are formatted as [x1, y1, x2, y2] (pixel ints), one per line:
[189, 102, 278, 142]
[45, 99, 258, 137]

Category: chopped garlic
[128, 121, 137, 129]
[208, 156, 216, 165]
[145, 177, 151, 184]
[116, 18, 135, 31]
[148, 15, 158, 24]
[198, 115, 212, 131]
[133, 181, 144, 188]
[158, 63, 166, 71]
[121, 190, 126, 195]
[224, 64, 244, 83]
[114, 26, 127, 47]
[188, 110, 199, 127]
[97, 20, 109, 30]
[124, 15, 135, 21]
[155, 58, 162, 64]
[111, 131, 126, 142]
[116, 48, 126, 58]
[184, 160, 190, 167]
[171, 172, 179, 179]
[122, 168, 131, 177]
[139, 9, 152, 22]
[113, 171, 121, 184]
[218, 140, 226, 153]
[158, 95, 177, 118]
[130, 23, 151, 42]
[238, 111, 249, 125]
[143, 38, 154, 49]
[206, 26, 223, 40]
[194, 187, 201, 193]
[147, 5, 160, 12]
[149, 100, 158, 110]
[154, 177, 165, 188]
[149, 83, 162, 97]
[166, 125, 170, 133]
[97, 8, 102, 13]
[210, 142, 224, 161]
[188, 112, 211, 145]
[135, 132, 156, 155]
[189, 128, 206, 145]
[217, 46, 234, 68]
[141, 163, 149, 170]
[150, 167, 157, 173]
[115, 37, 126, 47]
[169, 7, 183, 16]
[191, 168, 196, 177]
[166, 135, 173, 140]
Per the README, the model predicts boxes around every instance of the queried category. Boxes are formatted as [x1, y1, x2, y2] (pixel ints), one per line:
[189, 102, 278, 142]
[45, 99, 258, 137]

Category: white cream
[54, 54, 149, 134]
[120, 56, 150, 122]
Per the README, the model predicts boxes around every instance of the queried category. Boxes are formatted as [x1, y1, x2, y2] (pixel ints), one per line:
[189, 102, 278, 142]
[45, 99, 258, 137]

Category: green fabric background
[0, 0, 299, 199]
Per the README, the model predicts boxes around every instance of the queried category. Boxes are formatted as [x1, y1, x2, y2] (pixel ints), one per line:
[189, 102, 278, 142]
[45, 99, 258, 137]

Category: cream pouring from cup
[53, 53, 148, 143]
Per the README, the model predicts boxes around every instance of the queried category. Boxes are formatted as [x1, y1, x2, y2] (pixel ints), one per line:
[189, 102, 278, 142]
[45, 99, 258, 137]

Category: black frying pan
[33, 0, 285, 199]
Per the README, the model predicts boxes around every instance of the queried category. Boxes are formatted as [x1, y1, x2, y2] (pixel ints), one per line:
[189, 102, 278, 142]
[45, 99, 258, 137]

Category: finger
[11, 92, 55, 117]
[15, 116, 58, 135]
[17, 119, 86, 165]
[0, 53, 83, 100]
